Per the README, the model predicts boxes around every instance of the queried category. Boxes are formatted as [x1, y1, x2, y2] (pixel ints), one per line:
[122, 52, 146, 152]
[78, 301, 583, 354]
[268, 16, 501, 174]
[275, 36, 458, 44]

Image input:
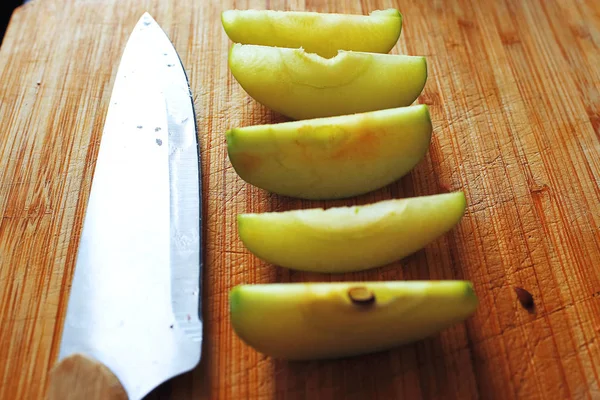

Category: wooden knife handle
[46, 354, 128, 400]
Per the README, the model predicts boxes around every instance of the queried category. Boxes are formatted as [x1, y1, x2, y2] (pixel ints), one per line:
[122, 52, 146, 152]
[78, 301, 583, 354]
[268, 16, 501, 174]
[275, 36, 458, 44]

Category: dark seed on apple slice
[348, 287, 376, 306]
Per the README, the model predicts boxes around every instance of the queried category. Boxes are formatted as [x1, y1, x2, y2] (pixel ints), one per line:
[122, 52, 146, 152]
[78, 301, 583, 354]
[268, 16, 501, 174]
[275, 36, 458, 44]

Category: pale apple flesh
[228, 44, 427, 120]
[237, 192, 467, 273]
[229, 281, 479, 360]
[226, 105, 432, 200]
[222, 9, 402, 58]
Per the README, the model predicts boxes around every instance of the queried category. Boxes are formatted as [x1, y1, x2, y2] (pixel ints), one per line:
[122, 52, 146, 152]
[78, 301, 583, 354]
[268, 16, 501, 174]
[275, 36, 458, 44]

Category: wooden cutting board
[1, 0, 599, 398]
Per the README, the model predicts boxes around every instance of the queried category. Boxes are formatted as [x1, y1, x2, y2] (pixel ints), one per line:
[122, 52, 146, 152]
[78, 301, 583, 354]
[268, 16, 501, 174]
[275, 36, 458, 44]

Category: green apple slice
[237, 192, 467, 273]
[226, 105, 432, 200]
[230, 281, 478, 360]
[228, 44, 427, 120]
[221, 9, 402, 58]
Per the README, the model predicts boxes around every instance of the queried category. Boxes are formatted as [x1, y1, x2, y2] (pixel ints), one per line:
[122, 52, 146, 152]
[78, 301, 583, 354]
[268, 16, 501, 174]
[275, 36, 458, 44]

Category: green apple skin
[229, 281, 478, 360]
[221, 9, 402, 59]
[226, 105, 432, 200]
[237, 192, 467, 273]
[228, 44, 427, 120]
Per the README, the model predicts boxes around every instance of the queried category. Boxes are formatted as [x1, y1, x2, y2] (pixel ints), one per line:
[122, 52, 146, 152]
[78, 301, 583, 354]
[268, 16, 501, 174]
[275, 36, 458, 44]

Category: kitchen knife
[46, 13, 203, 400]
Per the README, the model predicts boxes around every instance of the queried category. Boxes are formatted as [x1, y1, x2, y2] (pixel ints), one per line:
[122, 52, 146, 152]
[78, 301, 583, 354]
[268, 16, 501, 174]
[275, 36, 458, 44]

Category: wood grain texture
[0, 0, 599, 399]
[46, 354, 127, 400]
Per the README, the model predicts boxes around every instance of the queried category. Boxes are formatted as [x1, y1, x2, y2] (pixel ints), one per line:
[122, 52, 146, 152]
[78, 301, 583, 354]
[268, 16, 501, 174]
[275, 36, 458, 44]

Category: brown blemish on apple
[235, 152, 262, 173]
[330, 127, 381, 161]
[292, 121, 382, 162]
[294, 125, 314, 160]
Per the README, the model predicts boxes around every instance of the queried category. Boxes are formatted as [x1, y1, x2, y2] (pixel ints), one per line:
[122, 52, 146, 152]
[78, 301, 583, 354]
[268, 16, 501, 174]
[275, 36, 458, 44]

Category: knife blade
[46, 13, 202, 400]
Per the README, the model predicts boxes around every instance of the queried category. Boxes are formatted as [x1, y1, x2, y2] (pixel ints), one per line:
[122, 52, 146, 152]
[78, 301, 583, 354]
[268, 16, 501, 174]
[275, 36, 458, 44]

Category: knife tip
[139, 12, 157, 26]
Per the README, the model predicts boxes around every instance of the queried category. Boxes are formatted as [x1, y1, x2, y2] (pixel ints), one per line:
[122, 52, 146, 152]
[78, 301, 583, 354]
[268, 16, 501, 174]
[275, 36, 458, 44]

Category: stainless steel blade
[58, 13, 202, 399]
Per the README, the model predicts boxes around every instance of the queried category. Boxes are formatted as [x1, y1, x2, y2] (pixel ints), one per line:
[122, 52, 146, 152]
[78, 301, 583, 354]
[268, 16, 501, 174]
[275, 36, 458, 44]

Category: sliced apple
[237, 192, 466, 273]
[226, 105, 432, 200]
[230, 281, 478, 360]
[228, 44, 427, 120]
[222, 9, 402, 58]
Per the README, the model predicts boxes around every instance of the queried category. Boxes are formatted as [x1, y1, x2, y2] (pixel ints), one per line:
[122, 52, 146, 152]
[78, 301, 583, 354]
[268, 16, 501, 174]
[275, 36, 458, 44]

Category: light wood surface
[1, 0, 599, 399]
[46, 354, 127, 400]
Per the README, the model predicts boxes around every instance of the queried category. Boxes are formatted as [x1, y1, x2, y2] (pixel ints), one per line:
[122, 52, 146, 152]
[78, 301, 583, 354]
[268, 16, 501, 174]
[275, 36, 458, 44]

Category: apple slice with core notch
[221, 8, 403, 58]
[229, 281, 479, 360]
[228, 43, 427, 120]
[226, 105, 433, 200]
[237, 192, 467, 273]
